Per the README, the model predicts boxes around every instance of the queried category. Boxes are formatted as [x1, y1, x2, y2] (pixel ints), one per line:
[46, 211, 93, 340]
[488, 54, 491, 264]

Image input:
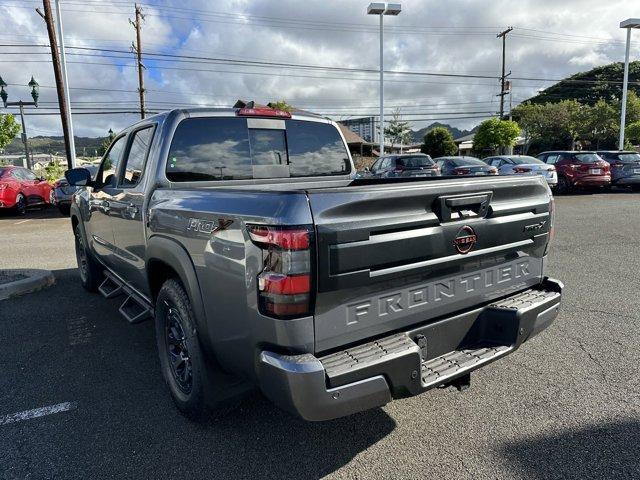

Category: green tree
[384, 109, 412, 150]
[473, 118, 521, 154]
[625, 121, 640, 145]
[621, 90, 640, 124]
[0, 114, 21, 150]
[267, 100, 293, 112]
[420, 126, 457, 157]
[585, 99, 618, 149]
[512, 100, 588, 153]
[97, 129, 116, 157]
[43, 160, 66, 182]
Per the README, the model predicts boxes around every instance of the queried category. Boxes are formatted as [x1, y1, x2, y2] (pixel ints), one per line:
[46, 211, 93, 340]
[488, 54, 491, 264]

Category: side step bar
[98, 272, 153, 324]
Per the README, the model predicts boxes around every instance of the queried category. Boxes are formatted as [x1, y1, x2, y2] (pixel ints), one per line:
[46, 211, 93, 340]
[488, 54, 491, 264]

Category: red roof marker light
[237, 107, 291, 118]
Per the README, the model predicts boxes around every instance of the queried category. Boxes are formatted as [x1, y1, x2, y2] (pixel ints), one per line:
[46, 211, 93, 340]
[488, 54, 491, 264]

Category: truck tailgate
[307, 176, 552, 353]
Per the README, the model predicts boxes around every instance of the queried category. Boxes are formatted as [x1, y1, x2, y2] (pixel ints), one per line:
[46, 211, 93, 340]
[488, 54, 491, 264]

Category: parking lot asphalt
[1, 192, 639, 480]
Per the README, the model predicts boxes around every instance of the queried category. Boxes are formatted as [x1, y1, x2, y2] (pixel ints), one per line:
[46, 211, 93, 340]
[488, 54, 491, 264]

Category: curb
[0, 269, 56, 301]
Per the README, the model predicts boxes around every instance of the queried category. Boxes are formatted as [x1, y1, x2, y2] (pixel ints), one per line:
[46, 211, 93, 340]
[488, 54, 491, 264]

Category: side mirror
[65, 167, 92, 187]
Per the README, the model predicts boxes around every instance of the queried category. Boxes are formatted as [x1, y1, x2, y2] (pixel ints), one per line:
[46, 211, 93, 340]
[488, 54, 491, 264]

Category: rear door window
[98, 136, 127, 187]
[545, 154, 559, 165]
[121, 126, 155, 187]
[167, 116, 350, 181]
[618, 153, 640, 163]
[396, 156, 434, 168]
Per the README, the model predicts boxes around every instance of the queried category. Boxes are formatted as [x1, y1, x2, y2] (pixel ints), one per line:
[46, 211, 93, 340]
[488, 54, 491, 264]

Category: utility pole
[497, 27, 513, 120]
[130, 4, 146, 119]
[37, 1, 74, 169]
[53, 0, 76, 167]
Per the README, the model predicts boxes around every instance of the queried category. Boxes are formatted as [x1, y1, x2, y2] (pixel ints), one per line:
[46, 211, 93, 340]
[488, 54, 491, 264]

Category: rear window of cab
[166, 117, 351, 181]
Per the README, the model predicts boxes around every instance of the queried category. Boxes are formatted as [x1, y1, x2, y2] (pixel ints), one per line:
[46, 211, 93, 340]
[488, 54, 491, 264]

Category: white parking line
[13, 219, 30, 225]
[0, 402, 77, 426]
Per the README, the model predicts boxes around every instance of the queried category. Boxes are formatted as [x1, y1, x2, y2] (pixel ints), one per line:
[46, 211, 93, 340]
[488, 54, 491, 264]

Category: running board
[98, 273, 123, 298]
[119, 294, 152, 324]
[99, 271, 152, 324]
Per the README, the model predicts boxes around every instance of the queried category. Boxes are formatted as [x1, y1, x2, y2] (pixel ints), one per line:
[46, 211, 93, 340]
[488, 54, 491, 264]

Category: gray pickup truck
[65, 106, 563, 421]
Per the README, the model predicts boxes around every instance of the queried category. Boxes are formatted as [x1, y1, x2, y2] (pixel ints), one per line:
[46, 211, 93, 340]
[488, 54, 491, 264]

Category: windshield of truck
[166, 117, 350, 181]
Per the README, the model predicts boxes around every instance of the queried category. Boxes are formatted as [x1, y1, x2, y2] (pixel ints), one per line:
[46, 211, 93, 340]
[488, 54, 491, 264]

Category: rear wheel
[632, 185, 640, 193]
[555, 176, 570, 195]
[14, 193, 26, 216]
[74, 224, 102, 292]
[49, 189, 56, 206]
[155, 278, 210, 421]
[58, 204, 71, 216]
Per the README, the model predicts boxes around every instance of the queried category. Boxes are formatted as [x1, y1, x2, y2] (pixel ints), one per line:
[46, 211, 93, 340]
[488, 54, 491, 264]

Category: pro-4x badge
[453, 226, 477, 254]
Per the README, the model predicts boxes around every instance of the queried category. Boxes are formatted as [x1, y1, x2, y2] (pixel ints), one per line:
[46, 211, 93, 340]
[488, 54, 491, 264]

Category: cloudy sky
[1, 0, 638, 138]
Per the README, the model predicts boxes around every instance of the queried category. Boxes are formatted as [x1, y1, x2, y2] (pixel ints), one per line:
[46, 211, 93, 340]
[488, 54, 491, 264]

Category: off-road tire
[155, 278, 211, 422]
[74, 224, 102, 292]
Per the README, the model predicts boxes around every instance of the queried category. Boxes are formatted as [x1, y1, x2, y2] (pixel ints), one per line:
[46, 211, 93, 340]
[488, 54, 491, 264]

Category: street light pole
[18, 102, 30, 168]
[619, 18, 640, 150]
[1, 78, 40, 169]
[367, 3, 401, 157]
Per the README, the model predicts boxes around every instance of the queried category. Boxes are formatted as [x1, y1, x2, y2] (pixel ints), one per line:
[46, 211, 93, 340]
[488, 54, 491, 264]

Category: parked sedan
[596, 151, 640, 191]
[366, 153, 440, 178]
[0, 166, 53, 215]
[434, 156, 498, 176]
[52, 164, 98, 215]
[537, 151, 610, 194]
[483, 155, 558, 187]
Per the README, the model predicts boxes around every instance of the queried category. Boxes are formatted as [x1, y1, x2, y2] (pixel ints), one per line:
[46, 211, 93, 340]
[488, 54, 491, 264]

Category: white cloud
[0, 0, 638, 142]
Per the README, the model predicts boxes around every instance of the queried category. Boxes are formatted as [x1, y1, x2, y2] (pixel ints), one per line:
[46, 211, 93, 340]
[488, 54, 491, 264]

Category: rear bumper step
[258, 277, 562, 421]
[421, 345, 512, 388]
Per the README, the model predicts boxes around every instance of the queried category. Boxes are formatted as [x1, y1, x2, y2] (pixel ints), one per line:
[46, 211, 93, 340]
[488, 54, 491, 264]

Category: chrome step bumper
[258, 277, 563, 421]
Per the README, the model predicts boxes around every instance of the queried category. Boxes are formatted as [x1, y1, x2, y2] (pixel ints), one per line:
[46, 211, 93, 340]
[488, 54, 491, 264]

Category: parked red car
[0, 166, 53, 215]
[537, 151, 611, 194]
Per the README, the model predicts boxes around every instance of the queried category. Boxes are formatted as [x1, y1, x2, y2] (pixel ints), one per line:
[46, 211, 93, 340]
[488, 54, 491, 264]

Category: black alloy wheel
[164, 303, 193, 394]
[15, 193, 26, 216]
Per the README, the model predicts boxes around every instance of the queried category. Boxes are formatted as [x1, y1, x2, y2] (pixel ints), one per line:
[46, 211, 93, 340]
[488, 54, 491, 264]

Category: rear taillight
[548, 166, 556, 172]
[454, 168, 470, 175]
[513, 167, 531, 173]
[545, 196, 556, 255]
[488, 167, 498, 175]
[611, 162, 624, 169]
[247, 225, 313, 319]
